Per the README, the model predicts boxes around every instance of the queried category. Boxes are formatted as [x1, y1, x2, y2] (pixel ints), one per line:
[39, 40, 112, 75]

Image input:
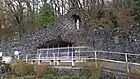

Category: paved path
[36, 60, 140, 73]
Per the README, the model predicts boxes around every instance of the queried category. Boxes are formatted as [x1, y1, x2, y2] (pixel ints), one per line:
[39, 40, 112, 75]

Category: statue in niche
[72, 14, 81, 30]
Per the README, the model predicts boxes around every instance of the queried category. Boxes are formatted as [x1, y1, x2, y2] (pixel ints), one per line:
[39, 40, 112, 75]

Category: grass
[79, 60, 106, 77]
[128, 66, 140, 78]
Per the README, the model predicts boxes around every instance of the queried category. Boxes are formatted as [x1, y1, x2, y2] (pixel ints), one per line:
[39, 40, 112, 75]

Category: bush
[24, 76, 37, 79]
[0, 63, 12, 74]
[89, 76, 100, 79]
[60, 76, 70, 79]
[47, 67, 57, 75]
[128, 67, 140, 78]
[34, 64, 57, 77]
[79, 75, 88, 79]
[43, 74, 55, 79]
[12, 61, 56, 77]
[34, 64, 48, 77]
[70, 76, 79, 79]
[12, 61, 35, 76]
[80, 60, 104, 77]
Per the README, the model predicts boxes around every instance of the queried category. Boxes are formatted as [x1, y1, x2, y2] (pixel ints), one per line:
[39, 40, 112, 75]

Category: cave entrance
[37, 39, 76, 60]
[37, 39, 74, 49]
[72, 14, 81, 30]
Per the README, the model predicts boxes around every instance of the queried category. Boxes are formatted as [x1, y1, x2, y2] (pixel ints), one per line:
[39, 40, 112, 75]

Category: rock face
[0, 8, 140, 56]
[0, 8, 90, 55]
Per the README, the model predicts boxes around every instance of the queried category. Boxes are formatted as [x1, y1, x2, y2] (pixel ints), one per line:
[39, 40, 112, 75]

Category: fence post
[57, 45, 60, 65]
[26, 55, 28, 63]
[57, 45, 59, 60]
[57, 60, 60, 65]
[78, 47, 80, 60]
[95, 51, 98, 68]
[72, 45, 75, 66]
[68, 45, 69, 59]
[17, 55, 20, 60]
[38, 53, 41, 65]
[50, 60, 53, 65]
[53, 53, 56, 66]
[46, 50, 48, 59]
[125, 53, 129, 73]
[37, 50, 41, 65]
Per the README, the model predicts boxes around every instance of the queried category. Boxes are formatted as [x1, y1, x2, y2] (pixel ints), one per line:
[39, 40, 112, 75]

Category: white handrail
[18, 46, 140, 69]
[38, 46, 87, 50]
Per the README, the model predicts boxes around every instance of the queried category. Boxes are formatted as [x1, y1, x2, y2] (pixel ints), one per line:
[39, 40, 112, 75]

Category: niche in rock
[72, 14, 81, 30]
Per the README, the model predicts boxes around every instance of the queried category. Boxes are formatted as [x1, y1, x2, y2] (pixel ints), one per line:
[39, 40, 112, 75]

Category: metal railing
[17, 46, 140, 72]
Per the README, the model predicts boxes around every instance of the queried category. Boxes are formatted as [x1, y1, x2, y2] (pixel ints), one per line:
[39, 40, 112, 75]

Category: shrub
[89, 76, 100, 79]
[60, 76, 70, 79]
[128, 67, 140, 78]
[70, 76, 79, 79]
[80, 60, 104, 77]
[23, 76, 37, 79]
[34, 63, 57, 77]
[47, 67, 57, 75]
[79, 75, 88, 79]
[43, 74, 55, 79]
[0, 63, 12, 74]
[34, 64, 48, 77]
[12, 61, 35, 76]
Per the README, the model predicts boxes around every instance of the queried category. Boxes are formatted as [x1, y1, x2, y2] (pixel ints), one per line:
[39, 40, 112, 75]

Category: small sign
[0, 52, 3, 57]
[14, 51, 20, 56]
[114, 36, 119, 44]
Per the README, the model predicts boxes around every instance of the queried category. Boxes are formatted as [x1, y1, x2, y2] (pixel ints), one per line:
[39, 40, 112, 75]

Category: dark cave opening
[72, 14, 81, 23]
[37, 39, 74, 49]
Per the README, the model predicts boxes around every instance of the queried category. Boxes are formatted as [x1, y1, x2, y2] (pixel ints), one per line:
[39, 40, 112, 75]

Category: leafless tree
[0, 0, 134, 39]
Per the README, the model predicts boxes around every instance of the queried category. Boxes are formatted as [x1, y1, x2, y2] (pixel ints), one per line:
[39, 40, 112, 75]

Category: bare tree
[0, 0, 134, 38]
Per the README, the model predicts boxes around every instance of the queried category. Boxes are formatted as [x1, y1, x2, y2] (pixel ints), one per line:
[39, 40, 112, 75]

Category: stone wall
[87, 26, 140, 53]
